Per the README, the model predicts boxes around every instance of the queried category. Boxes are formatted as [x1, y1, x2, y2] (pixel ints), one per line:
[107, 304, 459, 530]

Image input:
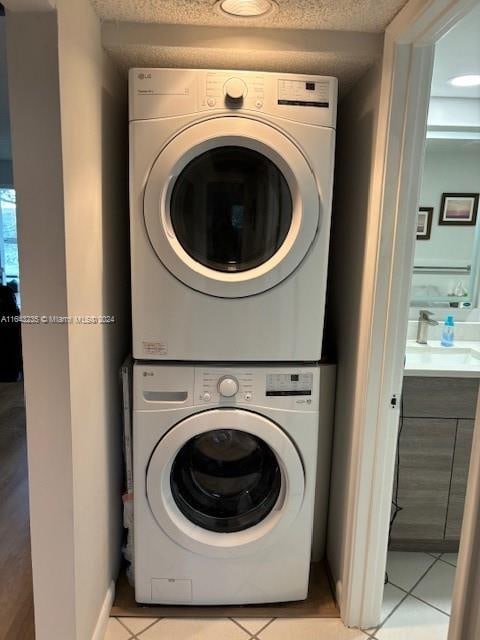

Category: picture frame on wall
[439, 193, 479, 226]
[417, 207, 433, 240]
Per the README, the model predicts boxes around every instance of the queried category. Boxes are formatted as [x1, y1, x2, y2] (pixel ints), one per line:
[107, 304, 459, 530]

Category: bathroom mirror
[409, 138, 480, 320]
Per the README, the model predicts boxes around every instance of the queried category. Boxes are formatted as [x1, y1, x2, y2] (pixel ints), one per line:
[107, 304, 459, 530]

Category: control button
[255, 100, 263, 108]
[244, 392, 252, 401]
[202, 392, 211, 402]
[207, 97, 216, 107]
[218, 376, 239, 397]
[224, 78, 247, 102]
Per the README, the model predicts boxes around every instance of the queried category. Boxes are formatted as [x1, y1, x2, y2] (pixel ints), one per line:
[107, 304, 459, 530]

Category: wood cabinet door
[445, 419, 475, 540]
[391, 417, 456, 542]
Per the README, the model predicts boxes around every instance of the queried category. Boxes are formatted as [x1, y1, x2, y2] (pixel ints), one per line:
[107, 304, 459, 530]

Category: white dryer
[133, 363, 331, 605]
[129, 69, 337, 361]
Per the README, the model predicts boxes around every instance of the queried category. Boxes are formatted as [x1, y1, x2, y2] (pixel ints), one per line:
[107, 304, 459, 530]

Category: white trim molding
[338, 0, 480, 630]
[91, 581, 116, 640]
[448, 390, 480, 640]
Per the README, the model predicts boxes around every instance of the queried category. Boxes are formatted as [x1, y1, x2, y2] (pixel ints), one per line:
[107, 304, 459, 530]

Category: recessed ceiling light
[449, 74, 480, 87]
[216, 0, 277, 18]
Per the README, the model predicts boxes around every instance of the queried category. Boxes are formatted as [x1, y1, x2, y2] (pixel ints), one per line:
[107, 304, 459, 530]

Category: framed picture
[417, 207, 433, 240]
[439, 193, 479, 226]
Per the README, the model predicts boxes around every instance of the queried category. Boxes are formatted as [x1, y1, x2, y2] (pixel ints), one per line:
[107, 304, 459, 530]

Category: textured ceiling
[91, 0, 408, 32]
[100, 18, 383, 95]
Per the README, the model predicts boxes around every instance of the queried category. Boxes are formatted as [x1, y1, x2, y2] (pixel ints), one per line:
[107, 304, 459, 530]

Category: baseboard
[91, 581, 116, 640]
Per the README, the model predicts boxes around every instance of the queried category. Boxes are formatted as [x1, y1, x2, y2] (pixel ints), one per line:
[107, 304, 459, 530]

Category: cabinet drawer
[402, 377, 479, 419]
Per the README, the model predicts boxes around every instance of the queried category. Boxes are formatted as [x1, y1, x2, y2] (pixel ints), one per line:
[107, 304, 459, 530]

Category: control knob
[224, 78, 247, 102]
[218, 376, 239, 397]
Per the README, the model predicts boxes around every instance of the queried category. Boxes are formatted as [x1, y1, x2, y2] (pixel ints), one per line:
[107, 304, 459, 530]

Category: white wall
[428, 97, 480, 129]
[418, 141, 480, 263]
[7, 12, 77, 638]
[56, 1, 129, 638]
[325, 61, 383, 608]
[6, 2, 129, 639]
[411, 140, 480, 302]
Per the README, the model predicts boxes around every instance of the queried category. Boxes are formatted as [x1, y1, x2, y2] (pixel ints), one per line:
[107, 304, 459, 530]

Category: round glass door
[146, 408, 305, 557]
[170, 429, 282, 533]
[143, 117, 320, 298]
[170, 146, 292, 273]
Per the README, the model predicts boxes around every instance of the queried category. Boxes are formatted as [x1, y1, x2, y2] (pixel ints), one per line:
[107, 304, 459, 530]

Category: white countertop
[404, 340, 480, 378]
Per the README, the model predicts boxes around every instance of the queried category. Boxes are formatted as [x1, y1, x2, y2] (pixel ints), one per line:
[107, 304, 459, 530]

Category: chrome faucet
[416, 310, 439, 345]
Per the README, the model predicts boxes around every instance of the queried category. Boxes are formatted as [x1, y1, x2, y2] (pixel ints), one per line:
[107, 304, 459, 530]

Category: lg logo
[143, 371, 154, 377]
[138, 73, 152, 80]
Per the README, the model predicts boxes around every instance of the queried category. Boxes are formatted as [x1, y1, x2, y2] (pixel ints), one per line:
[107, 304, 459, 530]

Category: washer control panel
[196, 369, 255, 404]
[193, 366, 318, 408]
[217, 376, 239, 397]
[135, 364, 320, 410]
[266, 373, 313, 396]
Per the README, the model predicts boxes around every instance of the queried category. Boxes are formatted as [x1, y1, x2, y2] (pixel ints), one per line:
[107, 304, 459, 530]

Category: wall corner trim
[91, 581, 116, 640]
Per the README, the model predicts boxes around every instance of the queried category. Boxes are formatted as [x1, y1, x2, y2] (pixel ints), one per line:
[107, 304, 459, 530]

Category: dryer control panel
[129, 68, 337, 129]
[204, 71, 265, 111]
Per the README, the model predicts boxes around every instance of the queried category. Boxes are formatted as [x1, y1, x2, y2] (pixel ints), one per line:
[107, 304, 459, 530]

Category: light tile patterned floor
[105, 617, 372, 639]
[369, 552, 455, 640]
[104, 552, 456, 640]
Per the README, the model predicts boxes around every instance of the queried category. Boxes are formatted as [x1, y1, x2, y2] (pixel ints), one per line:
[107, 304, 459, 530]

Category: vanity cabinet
[390, 377, 478, 551]
[445, 419, 475, 540]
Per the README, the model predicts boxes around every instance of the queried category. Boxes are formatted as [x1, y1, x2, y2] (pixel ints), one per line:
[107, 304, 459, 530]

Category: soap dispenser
[441, 315, 455, 347]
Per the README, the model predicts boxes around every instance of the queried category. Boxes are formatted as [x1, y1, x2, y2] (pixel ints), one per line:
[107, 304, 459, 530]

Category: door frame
[448, 389, 480, 639]
[339, 0, 480, 630]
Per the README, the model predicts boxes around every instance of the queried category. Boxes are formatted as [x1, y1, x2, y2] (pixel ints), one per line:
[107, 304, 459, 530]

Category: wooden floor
[0, 383, 35, 640]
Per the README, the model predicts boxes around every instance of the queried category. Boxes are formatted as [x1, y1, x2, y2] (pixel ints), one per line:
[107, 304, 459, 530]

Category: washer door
[144, 117, 319, 298]
[146, 409, 305, 558]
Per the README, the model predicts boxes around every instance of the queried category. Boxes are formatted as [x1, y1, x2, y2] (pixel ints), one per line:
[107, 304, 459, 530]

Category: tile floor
[369, 551, 455, 640]
[105, 552, 456, 640]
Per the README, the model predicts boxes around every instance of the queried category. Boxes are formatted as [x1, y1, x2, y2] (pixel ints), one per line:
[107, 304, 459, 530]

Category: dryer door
[146, 408, 305, 558]
[143, 117, 319, 298]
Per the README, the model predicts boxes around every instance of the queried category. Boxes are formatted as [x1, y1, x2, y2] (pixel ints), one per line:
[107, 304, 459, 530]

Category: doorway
[377, 7, 480, 637]
[325, 0, 480, 635]
[333, 0, 480, 636]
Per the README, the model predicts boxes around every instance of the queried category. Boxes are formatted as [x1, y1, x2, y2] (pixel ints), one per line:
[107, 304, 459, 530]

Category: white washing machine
[129, 69, 337, 361]
[133, 362, 331, 605]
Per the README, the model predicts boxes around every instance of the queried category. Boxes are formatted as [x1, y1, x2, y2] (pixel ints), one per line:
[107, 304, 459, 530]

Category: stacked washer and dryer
[129, 69, 337, 605]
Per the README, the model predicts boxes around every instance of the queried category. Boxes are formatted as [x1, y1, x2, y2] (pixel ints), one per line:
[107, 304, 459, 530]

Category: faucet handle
[419, 309, 434, 320]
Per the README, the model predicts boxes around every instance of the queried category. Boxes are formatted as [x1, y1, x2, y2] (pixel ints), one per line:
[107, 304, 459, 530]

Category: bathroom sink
[405, 343, 480, 377]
